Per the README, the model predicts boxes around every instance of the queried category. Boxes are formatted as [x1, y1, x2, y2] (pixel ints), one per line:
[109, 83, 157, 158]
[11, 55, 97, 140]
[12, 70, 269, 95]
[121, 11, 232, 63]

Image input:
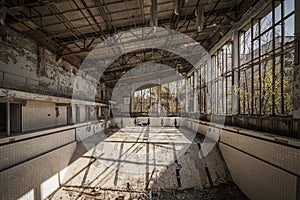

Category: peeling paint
[0, 26, 106, 102]
[21, 64, 35, 72]
[0, 50, 17, 64]
[39, 82, 52, 89]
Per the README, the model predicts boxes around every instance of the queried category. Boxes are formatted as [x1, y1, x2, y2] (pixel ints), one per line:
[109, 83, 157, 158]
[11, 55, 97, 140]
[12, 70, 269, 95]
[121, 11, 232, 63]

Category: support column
[130, 85, 134, 114]
[157, 84, 161, 115]
[232, 30, 240, 115]
[67, 105, 73, 125]
[207, 63, 212, 114]
[193, 69, 197, 113]
[108, 102, 111, 118]
[294, 0, 300, 136]
[6, 102, 10, 136]
[176, 79, 179, 114]
[185, 73, 188, 113]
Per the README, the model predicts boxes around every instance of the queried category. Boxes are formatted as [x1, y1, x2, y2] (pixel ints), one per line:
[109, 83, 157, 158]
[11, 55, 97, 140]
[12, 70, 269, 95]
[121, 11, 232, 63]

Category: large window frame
[211, 42, 233, 115]
[238, 0, 294, 116]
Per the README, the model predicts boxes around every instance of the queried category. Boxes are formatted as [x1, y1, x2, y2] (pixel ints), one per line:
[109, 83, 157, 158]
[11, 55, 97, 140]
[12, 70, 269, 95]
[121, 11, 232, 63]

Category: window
[211, 42, 233, 114]
[133, 88, 150, 113]
[133, 81, 183, 115]
[238, 0, 294, 115]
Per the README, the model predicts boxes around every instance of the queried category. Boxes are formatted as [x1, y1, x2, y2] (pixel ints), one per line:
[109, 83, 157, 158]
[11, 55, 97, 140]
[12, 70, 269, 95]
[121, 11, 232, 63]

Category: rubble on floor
[46, 127, 247, 200]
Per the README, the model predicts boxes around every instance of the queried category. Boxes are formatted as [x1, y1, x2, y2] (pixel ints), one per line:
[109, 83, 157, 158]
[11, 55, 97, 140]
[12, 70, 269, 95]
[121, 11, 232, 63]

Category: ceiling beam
[170, 0, 185, 30]
[5, 0, 242, 65]
[139, 0, 145, 24]
[5, 0, 72, 11]
[6, 0, 235, 23]
[102, 59, 192, 83]
[207, 0, 255, 51]
[58, 31, 209, 58]
[54, 7, 237, 44]
[6, 0, 167, 22]
[150, 0, 158, 27]
[195, 6, 205, 32]
[5, 0, 134, 12]
[93, 0, 115, 32]
[103, 54, 192, 75]
[8, 4, 235, 29]
[5, 3, 83, 67]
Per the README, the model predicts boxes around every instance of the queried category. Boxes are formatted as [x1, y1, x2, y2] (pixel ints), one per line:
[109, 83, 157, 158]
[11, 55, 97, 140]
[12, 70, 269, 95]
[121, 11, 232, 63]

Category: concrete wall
[22, 101, 67, 132]
[185, 119, 300, 200]
[0, 88, 109, 134]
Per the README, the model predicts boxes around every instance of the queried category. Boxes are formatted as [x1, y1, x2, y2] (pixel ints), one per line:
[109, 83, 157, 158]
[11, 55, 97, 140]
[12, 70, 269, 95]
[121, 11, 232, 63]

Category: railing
[127, 111, 296, 138]
[189, 113, 296, 138]
[230, 115, 294, 137]
[0, 69, 109, 104]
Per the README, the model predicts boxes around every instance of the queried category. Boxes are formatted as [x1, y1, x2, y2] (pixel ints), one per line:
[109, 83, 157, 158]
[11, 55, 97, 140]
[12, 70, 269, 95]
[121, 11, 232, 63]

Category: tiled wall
[0, 142, 76, 200]
[220, 129, 300, 176]
[185, 120, 300, 200]
[22, 101, 67, 132]
[0, 119, 110, 200]
[220, 143, 297, 200]
[0, 129, 75, 171]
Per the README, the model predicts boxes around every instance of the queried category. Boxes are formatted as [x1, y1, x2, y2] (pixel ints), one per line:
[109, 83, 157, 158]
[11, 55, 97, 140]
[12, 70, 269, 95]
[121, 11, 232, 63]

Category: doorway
[10, 103, 21, 133]
[76, 105, 80, 123]
[0, 103, 6, 134]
